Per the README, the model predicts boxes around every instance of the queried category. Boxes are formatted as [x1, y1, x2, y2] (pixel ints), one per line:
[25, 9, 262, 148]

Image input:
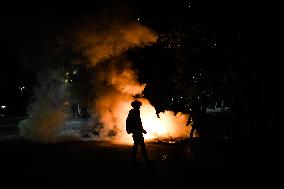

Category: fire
[18, 20, 194, 144]
[140, 101, 190, 141]
[72, 22, 191, 145]
[111, 98, 191, 144]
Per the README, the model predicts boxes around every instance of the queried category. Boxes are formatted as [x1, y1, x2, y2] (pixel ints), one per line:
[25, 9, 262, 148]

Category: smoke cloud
[70, 21, 192, 144]
[70, 22, 158, 143]
[18, 71, 73, 143]
[72, 22, 157, 66]
[18, 15, 192, 144]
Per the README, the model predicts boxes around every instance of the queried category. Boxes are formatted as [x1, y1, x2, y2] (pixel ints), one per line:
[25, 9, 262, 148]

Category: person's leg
[140, 142, 148, 162]
[189, 125, 196, 143]
[138, 135, 148, 162]
[132, 136, 139, 164]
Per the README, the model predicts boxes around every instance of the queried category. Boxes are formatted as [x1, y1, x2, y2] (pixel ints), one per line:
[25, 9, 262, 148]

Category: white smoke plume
[18, 71, 78, 143]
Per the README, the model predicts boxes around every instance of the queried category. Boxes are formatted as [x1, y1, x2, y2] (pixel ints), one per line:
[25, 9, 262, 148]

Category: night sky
[0, 0, 276, 124]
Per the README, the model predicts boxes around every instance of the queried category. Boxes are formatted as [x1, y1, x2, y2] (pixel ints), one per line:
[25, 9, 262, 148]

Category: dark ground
[0, 117, 281, 187]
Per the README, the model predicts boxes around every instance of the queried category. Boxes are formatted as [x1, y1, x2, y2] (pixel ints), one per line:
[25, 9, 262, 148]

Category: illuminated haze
[18, 17, 192, 144]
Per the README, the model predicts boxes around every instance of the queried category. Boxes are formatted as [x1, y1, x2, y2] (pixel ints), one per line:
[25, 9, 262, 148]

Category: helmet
[131, 100, 142, 108]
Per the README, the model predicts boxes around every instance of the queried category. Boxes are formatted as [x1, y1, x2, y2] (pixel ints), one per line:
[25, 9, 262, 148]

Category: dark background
[0, 1, 282, 184]
[0, 0, 280, 137]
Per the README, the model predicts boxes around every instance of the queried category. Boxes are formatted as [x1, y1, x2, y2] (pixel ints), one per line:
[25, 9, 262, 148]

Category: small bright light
[73, 70, 77, 74]
[66, 72, 69, 75]
[65, 79, 68, 83]
[1, 105, 6, 109]
[137, 18, 140, 21]
[185, 1, 192, 8]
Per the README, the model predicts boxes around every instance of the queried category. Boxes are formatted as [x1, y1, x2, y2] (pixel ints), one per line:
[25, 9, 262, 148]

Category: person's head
[131, 100, 142, 109]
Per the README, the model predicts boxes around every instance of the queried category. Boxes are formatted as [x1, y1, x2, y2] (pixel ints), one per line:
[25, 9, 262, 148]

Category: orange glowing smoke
[17, 17, 193, 144]
[74, 22, 157, 66]
[95, 96, 191, 144]
[71, 21, 192, 144]
[139, 99, 190, 141]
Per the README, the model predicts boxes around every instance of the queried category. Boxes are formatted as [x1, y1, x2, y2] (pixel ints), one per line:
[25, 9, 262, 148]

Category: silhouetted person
[126, 100, 148, 165]
[186, 105, 205, 144]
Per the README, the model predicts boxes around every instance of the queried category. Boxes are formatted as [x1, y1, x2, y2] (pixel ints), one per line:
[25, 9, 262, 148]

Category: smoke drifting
[18, 16, 192, 144]
[71, 21, 191, 144]
[70, 22, 158, 143]
[18, 71, 71, 143]
[73, 22, 157, 66]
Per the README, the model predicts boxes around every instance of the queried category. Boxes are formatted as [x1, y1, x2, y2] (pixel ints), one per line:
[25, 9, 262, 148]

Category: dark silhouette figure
[186, 105, 205, 144]
[126, 100, 148, 165]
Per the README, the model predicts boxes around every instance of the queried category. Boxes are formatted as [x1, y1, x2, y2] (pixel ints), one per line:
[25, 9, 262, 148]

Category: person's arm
[138, 113, 147, 134]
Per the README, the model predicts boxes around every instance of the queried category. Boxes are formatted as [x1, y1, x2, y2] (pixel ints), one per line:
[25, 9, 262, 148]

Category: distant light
[185, 1, 192, 8]
[211, 43, 217, 48]
[1, 105, 6, 109]
[19, 86, 25, 92]
[70, 79, 73, 82]
[66, 72, 69, 75]
[73, 70, 77, 74]
[64, 101, 69, 106]
[137, 17, 140, 21]
[65, 79, 68, 83]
